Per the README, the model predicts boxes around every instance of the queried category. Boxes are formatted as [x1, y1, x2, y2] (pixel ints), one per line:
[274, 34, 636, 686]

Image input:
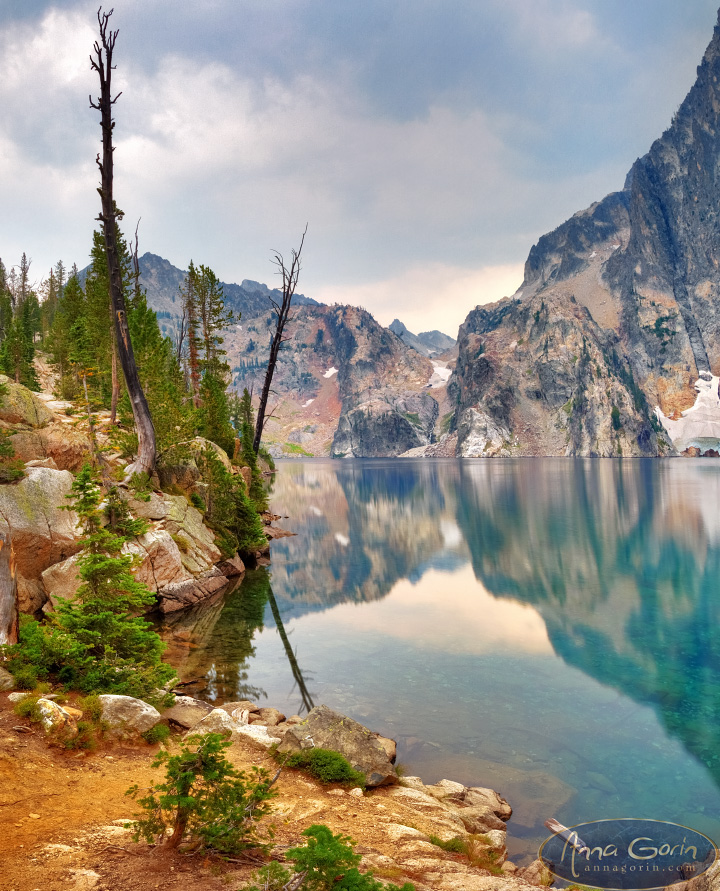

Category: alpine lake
[158, 457, 720, 865]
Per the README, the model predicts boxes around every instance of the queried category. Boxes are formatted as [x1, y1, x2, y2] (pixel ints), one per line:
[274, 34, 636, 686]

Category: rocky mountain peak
[449, 8, 720, 457]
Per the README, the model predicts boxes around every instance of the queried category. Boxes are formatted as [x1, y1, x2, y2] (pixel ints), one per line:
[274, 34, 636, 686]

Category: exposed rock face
[388, 319, 456, 358]
[9, 423, 91, 472]
[41, 492, 236, 614]
[0, 376, 53, 427]
[451, 11, 720, 456]
[326, 306, 437, 457]
[222, 302, 449, 458]
[0, 467, 81, 583]
[277, 703, 399, 787]
[0, 530, 17, 644]
[161, 695, 213, 729]
[450, 292, 670, 456]
[156, 437, 233, 498]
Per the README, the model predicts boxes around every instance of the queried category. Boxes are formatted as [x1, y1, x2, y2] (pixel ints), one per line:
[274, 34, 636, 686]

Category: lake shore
[0, 689, 552, 891]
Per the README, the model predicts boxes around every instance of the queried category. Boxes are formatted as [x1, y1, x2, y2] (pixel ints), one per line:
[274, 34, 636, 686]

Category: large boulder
[186, 707, 240, 739]
[161, 695, 213, 730]
[36, 698, 77, 736]
[157, 438, 233, 496]
[155, 573, 229, 613]
[0, 666, 14, 691]
[0, 467, 81, 582]
[0, 376, 53, 428]
[42, 554, 82, 607]
[163, 495, 222, 574]
[0, 530, 17, 643]
[17, 575, 46, 614]
[98, 694, 162, 739]
[10, 422, 91, 472]
[276, 704, 398, 787]
[125, 529, 192, 592]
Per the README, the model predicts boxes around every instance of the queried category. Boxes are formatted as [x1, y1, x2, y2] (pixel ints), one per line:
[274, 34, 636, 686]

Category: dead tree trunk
[0, 531, 18, 645]
[253, 226, 307, 454]
[90, 8, 156, 477]
[109, 298, 119, 424]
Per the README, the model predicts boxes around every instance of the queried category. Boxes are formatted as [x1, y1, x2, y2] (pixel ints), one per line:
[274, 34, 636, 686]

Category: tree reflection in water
[158, 568, 315, 712]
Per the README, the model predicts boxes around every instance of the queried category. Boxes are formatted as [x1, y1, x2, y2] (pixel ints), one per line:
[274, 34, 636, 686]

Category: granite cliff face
[226, 303, 451, 457]
[141, 254, 455, 457]
[451, 9, 720, 456]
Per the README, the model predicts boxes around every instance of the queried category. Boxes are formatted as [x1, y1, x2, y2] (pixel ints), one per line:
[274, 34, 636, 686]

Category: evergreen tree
[48, 272, 86, 398]
[125, 276, 196, 450]
[84, 225, 132, 406]
[0, 312, 38, 389]
[232, 388, 267, 510]
[180, 261, 202, 406]
[3, 465, 175, 699]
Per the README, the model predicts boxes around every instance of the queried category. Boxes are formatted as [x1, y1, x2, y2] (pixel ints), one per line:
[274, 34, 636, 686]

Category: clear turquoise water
[160, 458, 720, 863]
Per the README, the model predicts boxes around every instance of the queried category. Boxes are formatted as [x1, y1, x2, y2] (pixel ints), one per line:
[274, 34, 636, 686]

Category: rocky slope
[226, 303, 456, 457]
[136, 252, 320, 341]
[0, 687, 553, 891]
[0, 375, 261, 621]
[447, 8, 720, 457]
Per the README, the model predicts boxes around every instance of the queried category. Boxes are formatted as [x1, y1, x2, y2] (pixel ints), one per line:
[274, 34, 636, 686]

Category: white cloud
[313, 262, 524, 336]
[496, 0, 603, 51]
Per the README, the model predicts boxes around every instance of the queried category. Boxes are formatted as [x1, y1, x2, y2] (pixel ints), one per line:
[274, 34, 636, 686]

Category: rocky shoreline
[1, 668, 555, 891]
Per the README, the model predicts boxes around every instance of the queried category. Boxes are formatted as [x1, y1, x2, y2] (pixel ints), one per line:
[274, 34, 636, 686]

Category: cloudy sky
[1, 1, 718, 336]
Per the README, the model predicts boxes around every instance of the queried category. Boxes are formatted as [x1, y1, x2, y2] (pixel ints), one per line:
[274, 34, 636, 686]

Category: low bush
[12, 665, 38, 690]
[141, 723, 171, 745]
[283, 747, 366, 787]
[13, 694, 42, 722]
[246, 824, 415, 890]
[428, 834, 465, 853]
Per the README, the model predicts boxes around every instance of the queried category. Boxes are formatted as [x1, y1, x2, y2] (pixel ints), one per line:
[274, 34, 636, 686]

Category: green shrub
[141, 723, 171, 745]
[246, 824, 415, 890]
[2, 464, 176, 701]
[128, 471, 152, 502]
[283, 747, 366, 787]
[258, 445, 275, 472]
[429, 834, 465, 853]
[13, 694, 42, 722]
[127, 732, 277, 854]
[12, 665, 38, 690]
[189, 492, 206, 512]
[428, 833, 503, 874]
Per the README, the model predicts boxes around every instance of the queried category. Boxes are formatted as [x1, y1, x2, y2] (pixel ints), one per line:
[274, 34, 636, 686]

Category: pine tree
[48, 272, 86, 398]
[180, 262, 202, 407]
[3, 465, 175, 699]
[0, 312, 38, 389]
[125, 275, 196, 450]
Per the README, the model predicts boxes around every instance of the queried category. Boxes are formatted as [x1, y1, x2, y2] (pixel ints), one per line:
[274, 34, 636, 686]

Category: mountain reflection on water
[159, 458, 720, 861]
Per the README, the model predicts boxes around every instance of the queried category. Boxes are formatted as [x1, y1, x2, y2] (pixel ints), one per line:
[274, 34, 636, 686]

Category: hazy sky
[1, 1, 718, 336]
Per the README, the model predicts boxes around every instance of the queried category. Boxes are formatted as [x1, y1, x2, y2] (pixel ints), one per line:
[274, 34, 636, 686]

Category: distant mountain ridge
[388, 319, 455, 357]
[138, 252, 319, 335]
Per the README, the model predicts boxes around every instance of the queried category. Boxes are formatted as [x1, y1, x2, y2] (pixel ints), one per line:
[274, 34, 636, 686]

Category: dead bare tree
[90, 7, 156, 476]
[253, 225, 307, 454]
